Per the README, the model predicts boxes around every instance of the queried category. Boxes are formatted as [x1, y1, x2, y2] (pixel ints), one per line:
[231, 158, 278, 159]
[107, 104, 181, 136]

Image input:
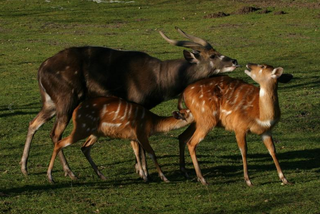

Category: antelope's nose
[232, 59, 239, 67]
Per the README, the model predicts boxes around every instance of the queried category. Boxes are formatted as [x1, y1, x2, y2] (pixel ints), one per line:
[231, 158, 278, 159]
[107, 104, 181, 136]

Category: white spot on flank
[221, 109, 232, 115]
[120, 103, 129, 120]
[74, 71, 78, 75]
[101, 104, 108, 116]
[82, 124, 86, 128]
[127, 104, 132, 119]
[93, 103, 97, 107]
[78, 114, 81, 118]
[113, 100, 122, 120]
[191, 86, 195, 89]
[102, 122, 122, 128]
[259, 69, 263, 74]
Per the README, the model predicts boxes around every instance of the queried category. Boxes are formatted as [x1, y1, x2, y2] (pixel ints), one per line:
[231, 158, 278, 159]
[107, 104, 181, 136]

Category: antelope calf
[178, 63, 292, 186]
[47, 96, 194, 183]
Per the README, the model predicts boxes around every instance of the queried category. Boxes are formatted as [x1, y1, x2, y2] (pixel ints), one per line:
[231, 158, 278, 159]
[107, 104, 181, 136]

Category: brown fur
[178, 63, 289, 186]
[47, 96, 194, 183]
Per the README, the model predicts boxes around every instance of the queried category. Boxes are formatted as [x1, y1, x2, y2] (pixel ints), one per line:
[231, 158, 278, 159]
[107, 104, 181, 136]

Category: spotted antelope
[178, 63, 292, 186]
[47, 96, 194, 183]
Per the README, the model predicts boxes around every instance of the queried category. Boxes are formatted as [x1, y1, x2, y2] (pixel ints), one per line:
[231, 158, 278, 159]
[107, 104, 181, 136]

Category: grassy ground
[1, 0, 320, 213]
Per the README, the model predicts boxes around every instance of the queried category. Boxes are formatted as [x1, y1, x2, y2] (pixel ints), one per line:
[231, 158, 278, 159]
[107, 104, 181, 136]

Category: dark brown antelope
[21, 27, 239, 181]
[47, 96, 194, 183]
[178, 63, 292, 186]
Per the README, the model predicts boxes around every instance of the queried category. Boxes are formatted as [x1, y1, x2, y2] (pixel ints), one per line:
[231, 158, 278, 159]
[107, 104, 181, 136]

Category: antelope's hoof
[161, 175, 170, 183]
[180, 167, 190, 179]
[245, 179, 253, 187]
[64, 170, 77, 180]
[20, 162, 28, 176]
[21, 168, 28, 176]
[47, 174, 55, 184]
[281, 178, 292, 185]
[198, 177, 208, 185]
[99, 174, 107, 181]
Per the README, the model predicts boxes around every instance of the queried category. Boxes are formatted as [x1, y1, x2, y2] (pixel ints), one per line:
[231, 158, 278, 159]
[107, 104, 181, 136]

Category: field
[1, 0, 320, 213]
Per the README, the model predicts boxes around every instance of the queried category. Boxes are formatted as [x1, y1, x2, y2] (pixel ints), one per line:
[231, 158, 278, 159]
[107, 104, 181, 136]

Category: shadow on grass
[2, 147, 319, 196]
[0, 103, 40, 118]
[166, 147, 320, 185]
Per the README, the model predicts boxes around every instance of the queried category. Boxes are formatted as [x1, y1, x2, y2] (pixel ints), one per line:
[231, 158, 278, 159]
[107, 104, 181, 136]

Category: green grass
[1, 0, 320, 213]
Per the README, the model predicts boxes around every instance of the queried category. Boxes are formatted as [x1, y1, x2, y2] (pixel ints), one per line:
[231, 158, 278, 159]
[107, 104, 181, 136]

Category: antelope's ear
[183, 50, 200, 64]
[271, 67, 284, 79]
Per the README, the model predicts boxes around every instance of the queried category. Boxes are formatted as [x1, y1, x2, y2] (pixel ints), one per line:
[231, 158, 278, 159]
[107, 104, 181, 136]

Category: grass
[1, 0, 320, 213]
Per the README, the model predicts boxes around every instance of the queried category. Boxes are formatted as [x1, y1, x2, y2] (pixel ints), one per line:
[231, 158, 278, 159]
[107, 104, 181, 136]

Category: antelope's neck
[258, 83, 280, 123]
[152, 115, 191, 134]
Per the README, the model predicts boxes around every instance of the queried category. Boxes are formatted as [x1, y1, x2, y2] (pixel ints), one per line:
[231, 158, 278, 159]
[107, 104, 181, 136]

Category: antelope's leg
[131, 141, 149, 181]
[137, 135, 169, 183]
[21, 105, 55, 175]
[50, 113, 76, 180]
[186, 128, 209, 185]
[178, 123, 196, 178]
[81, 135, 106, 180]
[262, 133, 288, 185]
[235, 131, 252, 186]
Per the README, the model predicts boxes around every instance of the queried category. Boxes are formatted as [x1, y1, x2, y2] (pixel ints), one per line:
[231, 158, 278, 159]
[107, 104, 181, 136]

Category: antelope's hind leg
[137, 135, 169, 183]
[131, 141, 149, 182]
[81, 135, 107, 180]
[21, 105, 56, 175]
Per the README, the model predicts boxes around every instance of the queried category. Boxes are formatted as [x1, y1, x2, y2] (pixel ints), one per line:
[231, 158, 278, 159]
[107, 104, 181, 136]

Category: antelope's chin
[244, 69, 251, 77]
[222, 66, 238, 72]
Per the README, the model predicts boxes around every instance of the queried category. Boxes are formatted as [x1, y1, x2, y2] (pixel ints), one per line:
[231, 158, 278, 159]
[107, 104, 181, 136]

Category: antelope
[178, 63, 292, 186]
[21, 27, 239, 181]
[47, 96, 194, 183]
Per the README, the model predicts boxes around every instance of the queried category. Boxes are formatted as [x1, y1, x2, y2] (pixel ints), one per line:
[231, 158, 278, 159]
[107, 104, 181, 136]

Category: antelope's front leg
[235, 132, 252, 187]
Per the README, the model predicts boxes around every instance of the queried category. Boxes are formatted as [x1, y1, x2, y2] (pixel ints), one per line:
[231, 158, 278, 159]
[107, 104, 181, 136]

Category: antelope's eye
[210, 54, 216, 59]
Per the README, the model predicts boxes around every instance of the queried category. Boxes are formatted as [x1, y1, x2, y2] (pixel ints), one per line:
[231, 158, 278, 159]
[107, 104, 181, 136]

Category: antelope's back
[183, 76, 260, 129]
